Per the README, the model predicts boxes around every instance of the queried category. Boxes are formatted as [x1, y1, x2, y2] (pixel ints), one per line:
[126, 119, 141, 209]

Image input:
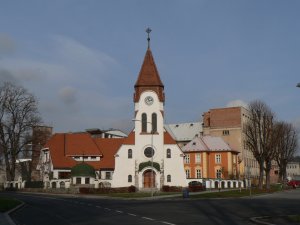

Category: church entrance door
[143, 170, 155, 188]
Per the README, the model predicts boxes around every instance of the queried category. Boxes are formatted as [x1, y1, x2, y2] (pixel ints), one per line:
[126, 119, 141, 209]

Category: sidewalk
[0, 213, 15, 225]
[0, 201, 24, 225]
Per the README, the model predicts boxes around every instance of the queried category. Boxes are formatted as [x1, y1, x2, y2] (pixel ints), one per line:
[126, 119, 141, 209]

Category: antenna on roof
[146, 27, 152, 49]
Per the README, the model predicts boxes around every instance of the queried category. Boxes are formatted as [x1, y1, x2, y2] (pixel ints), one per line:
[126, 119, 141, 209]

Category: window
[166, 149, 171, 158]
[195, 153, 201, 163]
[185, 169, 190, 178]
[152, 113, 157, 133]
[91, 156, 96, 160]
[167, 175, 171, 182]
[215, 154, 221, 164]
[76, 177, 81, 184]
[216, 169, 222, 179]
[196, 169, 201, 178]
[128, 149, 132, 159]
[142, 113, 147, 132]
[233, 155, 236, 163]
[105, 172, 111, 180]
[128, 175, 132, 182]
[185, 154, 190, 164]
[222, 130, 230, 136]
[144, 147, 155, 158]
[85, 177, 90, 184]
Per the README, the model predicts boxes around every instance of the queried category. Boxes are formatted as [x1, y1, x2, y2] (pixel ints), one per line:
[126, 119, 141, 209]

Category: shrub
[128, 185, 136, 193]
[25, 181, 44, 188]
[162, 185, 170, 192]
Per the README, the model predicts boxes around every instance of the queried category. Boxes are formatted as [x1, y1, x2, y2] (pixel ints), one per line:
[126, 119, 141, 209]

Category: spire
[134, 28, 165, 102]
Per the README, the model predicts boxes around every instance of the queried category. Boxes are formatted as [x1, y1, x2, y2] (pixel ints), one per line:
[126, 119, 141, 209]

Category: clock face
[144, 96, 154, 105]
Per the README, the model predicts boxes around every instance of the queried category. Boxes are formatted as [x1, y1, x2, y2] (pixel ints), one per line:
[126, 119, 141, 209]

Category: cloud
[0, 34, 128, 133]
[0, 33, 15, 55]
[226, 99, 248, 109]
[52, 35, 118, 77]
[0, 69, 18, 84]
[58, 86, 77, 105]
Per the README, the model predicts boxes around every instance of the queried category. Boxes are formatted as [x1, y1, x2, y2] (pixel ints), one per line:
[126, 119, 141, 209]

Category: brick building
[202, 107, 259, 184]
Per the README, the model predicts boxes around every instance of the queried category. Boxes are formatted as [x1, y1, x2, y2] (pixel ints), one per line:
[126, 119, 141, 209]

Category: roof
[45, 133, 109, 170]
[94, 138, 125, 169]
[134, 48, 164, 88]
[164, 130, 177, 144]
[64, 133, 102, 156]
[165, 122, 202, 142]
[71, 163, 96, 178]
[133, 48, 165, 102]
[182, 135, 238, 153]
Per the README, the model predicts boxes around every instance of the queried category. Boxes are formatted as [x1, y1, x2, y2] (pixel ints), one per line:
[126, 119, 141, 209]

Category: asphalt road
[2, 189, 300, 225]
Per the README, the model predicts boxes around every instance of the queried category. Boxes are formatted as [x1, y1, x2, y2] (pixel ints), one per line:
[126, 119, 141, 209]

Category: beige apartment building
[202, 106, 260, 184]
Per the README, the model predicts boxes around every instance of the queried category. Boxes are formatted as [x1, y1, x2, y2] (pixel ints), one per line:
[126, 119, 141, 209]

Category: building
[271, 161, 300, 183]
[182, 135, 241, 188]
[202, 107, 259, 184]
[34, 40, 186, 190]
[165, 122, 202, 148]
[111, 43, 186, 189]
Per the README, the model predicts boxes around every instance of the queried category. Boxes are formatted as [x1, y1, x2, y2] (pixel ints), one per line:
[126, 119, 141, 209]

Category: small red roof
[94, 138, 124, 169]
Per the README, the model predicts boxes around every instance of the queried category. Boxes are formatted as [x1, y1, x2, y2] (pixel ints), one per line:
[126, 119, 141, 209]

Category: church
[33, 31, 187, 190]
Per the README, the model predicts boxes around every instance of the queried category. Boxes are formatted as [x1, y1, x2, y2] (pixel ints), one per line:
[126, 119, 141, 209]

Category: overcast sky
[0, 1, 299, 139]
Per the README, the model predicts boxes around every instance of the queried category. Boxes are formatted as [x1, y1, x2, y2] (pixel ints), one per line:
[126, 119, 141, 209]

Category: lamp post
[132, 119, 154, 197]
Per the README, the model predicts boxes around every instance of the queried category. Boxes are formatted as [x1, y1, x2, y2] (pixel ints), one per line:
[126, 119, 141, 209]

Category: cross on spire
[146, 27, 152, 49]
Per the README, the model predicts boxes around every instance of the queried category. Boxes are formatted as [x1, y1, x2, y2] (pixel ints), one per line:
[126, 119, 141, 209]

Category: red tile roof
[134, 48, 165, 102]
[94, 138, 124, 169]
[164, 130, 177, 144]
[45, 130, 177, 170]
[135, 48, 164, 88]
[45, 133, 103, 170]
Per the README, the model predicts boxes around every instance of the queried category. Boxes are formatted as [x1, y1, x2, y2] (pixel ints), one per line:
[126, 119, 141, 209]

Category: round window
[144, 147, 154, 158]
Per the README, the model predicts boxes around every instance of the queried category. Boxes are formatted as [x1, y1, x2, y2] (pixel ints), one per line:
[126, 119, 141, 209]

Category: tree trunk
[265, 160, 271, 190]
[258, 162, 264, 189]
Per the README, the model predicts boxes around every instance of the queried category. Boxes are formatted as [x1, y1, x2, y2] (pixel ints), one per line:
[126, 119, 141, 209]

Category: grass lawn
[0, 197, 21, 212]
[288, 215, 300, 222]
[189, 187, 281, 199]
[102, 192, 181, 198]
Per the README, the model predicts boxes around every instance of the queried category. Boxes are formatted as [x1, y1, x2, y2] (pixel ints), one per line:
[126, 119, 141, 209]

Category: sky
[0, 0, 299, 140]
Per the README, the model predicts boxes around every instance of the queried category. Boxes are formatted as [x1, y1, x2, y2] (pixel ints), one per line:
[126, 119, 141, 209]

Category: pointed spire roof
[134, 48, 164, 88]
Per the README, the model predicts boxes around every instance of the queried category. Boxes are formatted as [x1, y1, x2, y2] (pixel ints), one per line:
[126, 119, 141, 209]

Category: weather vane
[146, 27, 152, 48]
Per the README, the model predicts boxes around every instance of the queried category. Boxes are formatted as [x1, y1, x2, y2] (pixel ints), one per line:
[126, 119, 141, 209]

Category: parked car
[287, 180, 300, 188]
[188, 181, 206, 192]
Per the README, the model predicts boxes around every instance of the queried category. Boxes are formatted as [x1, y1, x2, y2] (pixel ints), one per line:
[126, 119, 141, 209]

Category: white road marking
[161, 221, 177, 225]
[127, 213, 137, 217]
[142, 217, 155, 221]
[116, 210, 123, 213]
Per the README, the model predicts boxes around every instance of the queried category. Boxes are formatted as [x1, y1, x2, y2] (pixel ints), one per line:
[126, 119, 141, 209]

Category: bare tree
[273, 121, 298, 184]
[0, 82, 41, 181]
[244, 100, 275, 189]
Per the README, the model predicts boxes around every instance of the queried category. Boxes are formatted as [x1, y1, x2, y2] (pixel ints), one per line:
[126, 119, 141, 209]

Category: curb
[4, 201, 25, 225]
[250, 216, 275, 225]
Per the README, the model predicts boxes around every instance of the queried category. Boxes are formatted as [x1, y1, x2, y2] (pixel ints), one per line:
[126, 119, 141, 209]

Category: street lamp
[132, 119, 155, 197]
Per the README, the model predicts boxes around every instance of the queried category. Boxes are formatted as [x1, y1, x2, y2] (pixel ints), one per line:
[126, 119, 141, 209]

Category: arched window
[128, 149, 132, 159]
[167, 175, 171, 182]
[166, 149, 171, 158]
[128, 175, 132, 182]
[142, 113, 147, 132]
[152, 113, 157, 133]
